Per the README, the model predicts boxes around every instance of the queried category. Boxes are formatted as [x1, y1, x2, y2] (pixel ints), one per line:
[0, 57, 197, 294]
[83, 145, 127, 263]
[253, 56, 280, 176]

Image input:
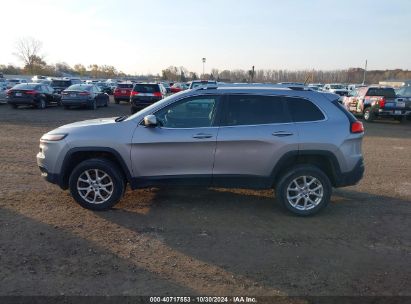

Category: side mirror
[143, 115, 158, 127]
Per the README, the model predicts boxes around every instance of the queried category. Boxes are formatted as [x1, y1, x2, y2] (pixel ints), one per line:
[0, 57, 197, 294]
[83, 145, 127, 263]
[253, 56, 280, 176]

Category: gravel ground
[0, 99, 410, 297]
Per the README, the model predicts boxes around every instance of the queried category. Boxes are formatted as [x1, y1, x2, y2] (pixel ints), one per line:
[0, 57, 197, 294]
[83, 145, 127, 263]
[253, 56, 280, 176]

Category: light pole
[362, 59, 367, 85]
[202, 57, 206, 78]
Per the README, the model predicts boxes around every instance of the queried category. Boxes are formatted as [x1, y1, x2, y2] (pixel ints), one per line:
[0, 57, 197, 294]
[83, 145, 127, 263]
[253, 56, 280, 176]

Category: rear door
[212, 94, 298, 187]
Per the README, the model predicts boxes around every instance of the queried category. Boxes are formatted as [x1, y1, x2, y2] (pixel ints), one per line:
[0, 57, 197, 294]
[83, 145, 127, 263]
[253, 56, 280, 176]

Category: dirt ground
[0, 99, 410, 297]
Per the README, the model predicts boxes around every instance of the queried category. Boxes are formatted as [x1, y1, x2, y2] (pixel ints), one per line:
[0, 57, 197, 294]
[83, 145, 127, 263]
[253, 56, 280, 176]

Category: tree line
[2, 37, 410, 84]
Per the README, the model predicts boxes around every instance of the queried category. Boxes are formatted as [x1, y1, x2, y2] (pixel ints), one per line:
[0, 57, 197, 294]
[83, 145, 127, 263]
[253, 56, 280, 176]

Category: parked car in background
[0, 78, 7, 91]
[113, 82, 134, 104]
[37, 85, 364, 215]
[170, 82, 189, 93]
[6, 78, 28, 89]
[61, 84, 109, 110]
[96, 82, 113, 95]
[130, 83, 167, 114]
[7, 83, 61, 109]
[342, 86, 410, 122]
[395, 86, 411, 120]
[160, 82, 172, 93]
[51, 78, 82, 94]
[188, 80, 217, 89]
[32, 75, 47, 82]
[323, 83, 349, 97]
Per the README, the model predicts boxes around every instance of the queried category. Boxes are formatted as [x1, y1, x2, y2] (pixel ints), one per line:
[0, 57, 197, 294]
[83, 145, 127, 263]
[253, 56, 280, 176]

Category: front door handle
[272, 131, 294, 137]
[193, 133, 213, 139]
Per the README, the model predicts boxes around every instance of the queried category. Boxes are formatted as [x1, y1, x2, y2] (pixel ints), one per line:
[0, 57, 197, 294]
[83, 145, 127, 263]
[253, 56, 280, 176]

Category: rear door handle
[193, 133, 213, 139]
[272, 131, 294, 137]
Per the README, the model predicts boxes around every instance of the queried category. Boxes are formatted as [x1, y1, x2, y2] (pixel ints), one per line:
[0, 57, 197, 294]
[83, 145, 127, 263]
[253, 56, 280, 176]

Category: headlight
[40, 133, 68, 142]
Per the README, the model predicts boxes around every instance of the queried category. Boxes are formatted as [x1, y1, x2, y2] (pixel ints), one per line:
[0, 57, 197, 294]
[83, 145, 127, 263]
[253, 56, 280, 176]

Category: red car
[170, 82, 188, 93]
[113, 82, 133, 104]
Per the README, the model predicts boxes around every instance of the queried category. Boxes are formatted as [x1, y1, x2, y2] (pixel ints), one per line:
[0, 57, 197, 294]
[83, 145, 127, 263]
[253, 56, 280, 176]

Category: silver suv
[37, 86, 365, 216]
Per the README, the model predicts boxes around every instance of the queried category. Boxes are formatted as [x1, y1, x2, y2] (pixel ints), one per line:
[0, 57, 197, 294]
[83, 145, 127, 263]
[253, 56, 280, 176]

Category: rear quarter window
[286, 98, 325, 122]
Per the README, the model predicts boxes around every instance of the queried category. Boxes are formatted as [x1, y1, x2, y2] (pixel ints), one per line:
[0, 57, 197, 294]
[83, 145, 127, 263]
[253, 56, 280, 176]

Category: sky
[1, 0, 411, 75]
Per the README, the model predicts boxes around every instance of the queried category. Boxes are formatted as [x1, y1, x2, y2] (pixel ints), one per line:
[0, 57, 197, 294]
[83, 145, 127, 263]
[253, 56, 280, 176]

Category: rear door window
[223, 95, 290, 126]
[286, 98, 325, 122]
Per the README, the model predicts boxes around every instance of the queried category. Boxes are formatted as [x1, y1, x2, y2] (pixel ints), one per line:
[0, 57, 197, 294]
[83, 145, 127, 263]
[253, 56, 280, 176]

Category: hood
[52, 117, 118, 132]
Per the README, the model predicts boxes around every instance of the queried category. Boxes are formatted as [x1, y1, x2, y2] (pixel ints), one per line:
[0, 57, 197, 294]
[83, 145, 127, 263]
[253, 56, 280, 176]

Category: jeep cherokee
[37, 85, 365, 216]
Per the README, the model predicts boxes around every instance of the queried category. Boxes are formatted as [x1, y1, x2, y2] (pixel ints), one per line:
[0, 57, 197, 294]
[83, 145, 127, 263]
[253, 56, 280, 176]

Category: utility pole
[362, 59, 367, 85]
[252, 66, 255, 82]
[202, 58, 206, 78]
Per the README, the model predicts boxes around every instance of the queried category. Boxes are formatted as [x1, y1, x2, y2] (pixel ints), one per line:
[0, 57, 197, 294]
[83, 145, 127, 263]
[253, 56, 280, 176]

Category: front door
[130, 95, 221, 186]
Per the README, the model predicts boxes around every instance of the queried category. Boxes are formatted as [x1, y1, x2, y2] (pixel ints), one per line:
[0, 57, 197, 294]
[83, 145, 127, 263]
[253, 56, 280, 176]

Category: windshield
[66, 84, 92, 91]
[133, 84, 160, 93]
[396, 86, 411, 97]
[12, 84, 40, 90]
[367, 88, 396, 98]
[330, 84, 344, 89]
[51, 80, 71, 87]
[117, 83, 133, 89]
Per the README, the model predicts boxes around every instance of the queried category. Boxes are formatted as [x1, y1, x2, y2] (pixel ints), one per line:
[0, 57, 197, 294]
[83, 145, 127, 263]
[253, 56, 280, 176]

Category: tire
[38, 98, 46, 109]
[130, 107, 137, 114]
[363, 107, 374, 122]
[69, 158, 125, 211]
[89, 99, 97, 110]
[10, 104, 18, 109]
[104, 98, 108, 107]
[114, 99, 120, 104]
[63, 105, 70, 110]
[394, 116, 404, 123]
[275, 165, 332, 216]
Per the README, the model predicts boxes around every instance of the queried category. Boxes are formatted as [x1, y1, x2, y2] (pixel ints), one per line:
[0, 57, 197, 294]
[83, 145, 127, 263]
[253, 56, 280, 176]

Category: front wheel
[69, 159, 125, 211]
[363, 107, 374, 122]
[275, 165, 332, 216]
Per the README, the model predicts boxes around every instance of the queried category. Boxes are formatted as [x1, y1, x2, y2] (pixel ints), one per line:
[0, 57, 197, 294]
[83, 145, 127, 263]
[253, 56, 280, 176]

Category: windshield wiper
[115, 115, 128, 122]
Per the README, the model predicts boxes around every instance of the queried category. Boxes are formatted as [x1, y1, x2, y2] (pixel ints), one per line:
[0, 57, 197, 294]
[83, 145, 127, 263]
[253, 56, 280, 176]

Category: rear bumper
[61, 98, 92, 106]
[377, 109, 411, 117]
[131, 97, 161, 108]
[113, 95, 130, 101]
[334, 158, 364, 187]
[7, 98, 37, 105]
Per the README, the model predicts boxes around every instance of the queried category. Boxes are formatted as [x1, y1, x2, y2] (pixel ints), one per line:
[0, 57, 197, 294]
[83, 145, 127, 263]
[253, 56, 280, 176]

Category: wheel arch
[271, 150, 342, 188]
[59, 147, 133, 190]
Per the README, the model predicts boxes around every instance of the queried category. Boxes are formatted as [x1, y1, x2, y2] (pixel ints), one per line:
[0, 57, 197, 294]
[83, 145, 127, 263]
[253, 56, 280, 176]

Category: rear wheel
[10, 104, 18, 109]
[104, 98, 108, 107]
[89, 99, 97, 110]
[38, 98, 46, 109]
[69, 158, 125, 211]
[114, 99, 120, 104]
[275, 165, 331, 216]
[363, 107, 374, 122]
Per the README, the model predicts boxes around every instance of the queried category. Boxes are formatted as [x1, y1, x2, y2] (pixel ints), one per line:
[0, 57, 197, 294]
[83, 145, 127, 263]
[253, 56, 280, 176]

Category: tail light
[379, 97, 386, 108]
[153, 92, 162, 97]
[351, 121, 364, 133]
[6, 90, 11, 96]
[25, 90, 38, 95]
[61, 92, 68, 95]
[130, 91, 139, 96]
[79, 92, 90, 96]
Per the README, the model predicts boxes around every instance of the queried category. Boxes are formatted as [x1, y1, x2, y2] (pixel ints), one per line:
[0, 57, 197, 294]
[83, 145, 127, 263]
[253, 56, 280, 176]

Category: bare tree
[13, 37, 44, 74]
